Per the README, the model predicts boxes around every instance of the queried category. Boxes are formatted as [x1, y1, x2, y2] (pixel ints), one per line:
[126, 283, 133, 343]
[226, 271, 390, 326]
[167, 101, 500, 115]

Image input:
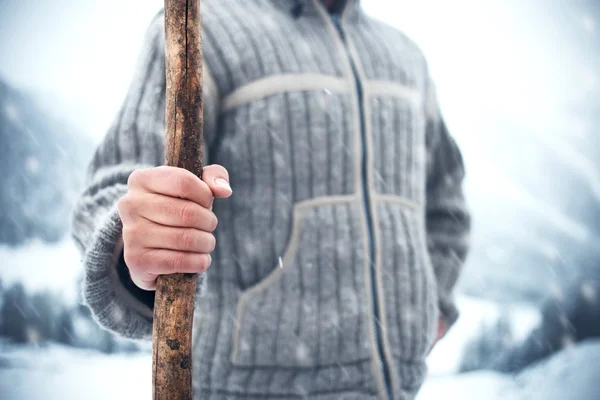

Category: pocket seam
[230, 195, 357, 365]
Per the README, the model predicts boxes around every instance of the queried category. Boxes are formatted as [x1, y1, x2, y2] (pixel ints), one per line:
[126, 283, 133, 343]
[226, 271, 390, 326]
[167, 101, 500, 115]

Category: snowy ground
[1, 296, 598, 400]
[2, 339, 600, 400]
[0, 342, 152, 400]
[2, 240, 599, 399]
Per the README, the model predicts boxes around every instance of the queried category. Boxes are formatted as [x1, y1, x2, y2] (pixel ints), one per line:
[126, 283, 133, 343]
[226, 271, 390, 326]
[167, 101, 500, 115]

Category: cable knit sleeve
[70, 11, 220, 339]
[423, 71, 472, 331]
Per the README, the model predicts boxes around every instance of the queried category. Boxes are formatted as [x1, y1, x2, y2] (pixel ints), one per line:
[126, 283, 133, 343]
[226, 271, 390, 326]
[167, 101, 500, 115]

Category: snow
[426, 295, 541, 376]
[0, 295, 552, 400]
[2, 339, 600, 399]
[0, 341, 152, 400]
[0, 239, 82, 304]
[419, 372, 513, 400]
[0, 292, 597, 399]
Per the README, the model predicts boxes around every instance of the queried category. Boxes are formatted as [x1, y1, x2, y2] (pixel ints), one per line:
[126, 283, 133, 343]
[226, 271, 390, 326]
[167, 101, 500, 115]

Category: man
[72, 0, 471, 399]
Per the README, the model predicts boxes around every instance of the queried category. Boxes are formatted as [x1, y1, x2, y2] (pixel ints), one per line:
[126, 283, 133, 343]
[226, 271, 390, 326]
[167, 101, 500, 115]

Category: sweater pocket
[230, 196, 373, 368]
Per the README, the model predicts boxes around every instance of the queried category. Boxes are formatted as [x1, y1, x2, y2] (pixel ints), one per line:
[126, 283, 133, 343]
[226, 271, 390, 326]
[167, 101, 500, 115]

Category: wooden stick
[152, 1, 203, 398]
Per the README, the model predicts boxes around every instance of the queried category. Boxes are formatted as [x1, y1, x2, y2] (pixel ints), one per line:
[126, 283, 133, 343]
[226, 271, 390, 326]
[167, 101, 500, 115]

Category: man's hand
[118, 165, 232, 291]
[428, 319, 447, 355]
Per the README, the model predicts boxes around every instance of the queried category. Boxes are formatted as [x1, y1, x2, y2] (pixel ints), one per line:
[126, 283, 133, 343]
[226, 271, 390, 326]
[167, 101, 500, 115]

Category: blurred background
[0, 0, 599, 398]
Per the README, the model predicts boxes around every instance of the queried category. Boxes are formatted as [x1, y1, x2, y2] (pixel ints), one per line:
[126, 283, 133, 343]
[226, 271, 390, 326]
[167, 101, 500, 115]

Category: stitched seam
[222, 73, 353, 111]
[200, 387, 377, 397]
[228, 357, 372, 370]
[373, 194, 421, 211]
[231, 195, 358, 364]
[364, 80, 422, 105]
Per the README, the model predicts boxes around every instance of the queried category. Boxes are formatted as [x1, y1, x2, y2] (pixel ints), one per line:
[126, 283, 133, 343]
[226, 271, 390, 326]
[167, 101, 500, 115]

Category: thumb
[202, 164, 233, 198]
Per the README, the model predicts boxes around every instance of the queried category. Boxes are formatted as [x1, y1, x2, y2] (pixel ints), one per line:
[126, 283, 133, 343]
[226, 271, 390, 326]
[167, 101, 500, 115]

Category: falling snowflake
[278, 256, 284, 268]
[295, 341, 311, 364]
[302, 303, 312, 314]
[561, 334, 575, 349]
[559, 313, 570, 328]
[274, 152, 286, 169]
[580, 282, 597, 303]
[549, 283, 564, 300]
[582, 15, 596, 33]
[240, 339, 250, 352]
[501, 333, 512, 348]
[25, 156, 40, 175]
[340, 287, 359, 316]
[111, 305, 125, 324]
[243, 238, 261, 260]
[540, 243, 560, 262]
[328, 310, 339, 328]
[401, 308, 416, 325]
[444, 174, 455, 186]
[3, 101, 19, 122]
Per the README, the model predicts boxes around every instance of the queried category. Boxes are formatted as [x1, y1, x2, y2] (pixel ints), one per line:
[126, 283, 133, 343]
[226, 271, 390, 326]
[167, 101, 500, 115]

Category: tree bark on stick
[152, 0, 203, 399]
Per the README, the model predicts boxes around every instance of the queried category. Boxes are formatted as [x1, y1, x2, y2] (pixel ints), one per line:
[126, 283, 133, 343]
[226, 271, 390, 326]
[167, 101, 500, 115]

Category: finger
[136, 248, 212, 275]
[436, 319, 446, 341]
[201, 164, 233, 199]
[130, 272, 158, 291]
[128, 166, 213, 208]
[135, 193, 218, 231]
[125, 223, 216, 253]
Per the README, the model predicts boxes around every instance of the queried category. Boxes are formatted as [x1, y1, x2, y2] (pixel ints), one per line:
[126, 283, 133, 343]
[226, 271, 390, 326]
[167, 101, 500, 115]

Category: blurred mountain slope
[0, 78, 94, 246]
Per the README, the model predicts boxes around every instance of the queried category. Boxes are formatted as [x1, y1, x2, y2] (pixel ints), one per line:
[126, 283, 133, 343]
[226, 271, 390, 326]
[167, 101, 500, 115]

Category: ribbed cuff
[82, 203, 154, 340]
[116, 250, 156, 309]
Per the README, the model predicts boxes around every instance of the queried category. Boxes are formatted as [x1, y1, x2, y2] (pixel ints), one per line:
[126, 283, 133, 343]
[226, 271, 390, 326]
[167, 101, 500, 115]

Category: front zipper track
[329, 10, 393, 400]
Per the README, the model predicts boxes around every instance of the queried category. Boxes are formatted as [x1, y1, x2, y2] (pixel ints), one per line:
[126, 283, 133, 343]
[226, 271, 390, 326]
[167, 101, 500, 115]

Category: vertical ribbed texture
[73, 1, 470, 399]
[370, 96, 424, 202]
[424, 116, 471, 327]
[351, 4, 470, 334]
[71, 10, 220, 339]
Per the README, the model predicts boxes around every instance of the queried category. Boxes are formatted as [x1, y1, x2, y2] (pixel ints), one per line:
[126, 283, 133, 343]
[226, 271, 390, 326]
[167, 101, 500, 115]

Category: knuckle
[117, 195, 132, 213]
[169, 252, 186, 273]
[137, 249, 157, 273]
[128, 169, 144, 187]
[175, 174, 193, 198]
[179, 204, 197, 226]
[124, 248, 141, 270]
[179, 229, 196, 250]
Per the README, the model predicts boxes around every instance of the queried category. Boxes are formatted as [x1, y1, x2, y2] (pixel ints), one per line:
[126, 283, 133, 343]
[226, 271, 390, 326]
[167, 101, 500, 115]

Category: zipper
[329, 10, 393, 400]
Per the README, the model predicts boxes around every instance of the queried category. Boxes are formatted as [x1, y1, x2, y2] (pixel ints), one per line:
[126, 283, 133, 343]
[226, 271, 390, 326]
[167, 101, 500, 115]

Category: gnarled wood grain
[152, 1, 203, 399]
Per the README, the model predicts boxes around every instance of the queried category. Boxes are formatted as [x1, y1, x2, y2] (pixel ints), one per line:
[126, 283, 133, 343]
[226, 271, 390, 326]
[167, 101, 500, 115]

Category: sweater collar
[277, 0, 362, 21]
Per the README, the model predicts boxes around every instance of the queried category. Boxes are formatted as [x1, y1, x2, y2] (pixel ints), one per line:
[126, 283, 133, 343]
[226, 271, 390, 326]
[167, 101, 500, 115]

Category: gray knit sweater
[71, 1, 471, 399]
